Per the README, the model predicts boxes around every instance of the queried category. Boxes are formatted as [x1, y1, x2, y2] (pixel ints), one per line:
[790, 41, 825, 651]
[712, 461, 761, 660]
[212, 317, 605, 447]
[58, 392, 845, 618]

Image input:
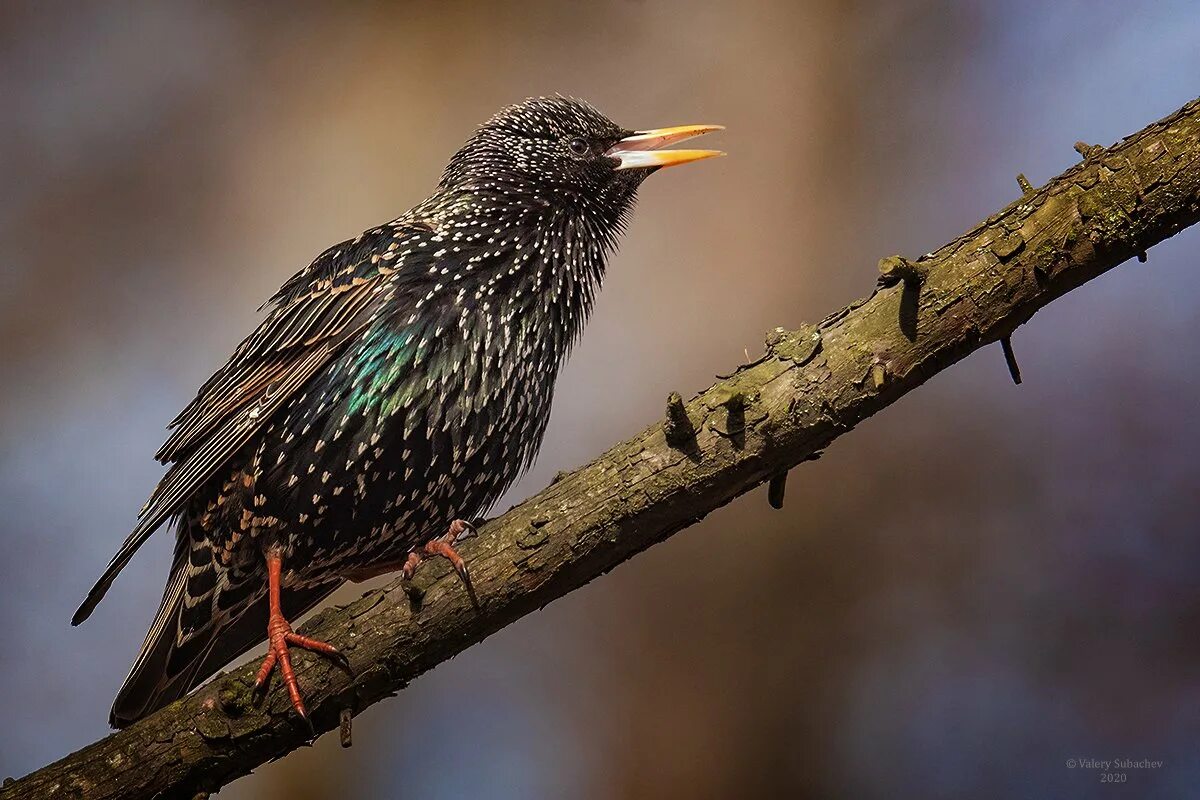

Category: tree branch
[8, 97, 1200, 800]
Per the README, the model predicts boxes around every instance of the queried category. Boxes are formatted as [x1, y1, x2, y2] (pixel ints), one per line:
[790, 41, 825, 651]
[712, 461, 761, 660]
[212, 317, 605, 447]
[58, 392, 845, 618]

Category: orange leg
[254, 549, 346, 719]
[406, 519, 479, 608]
[344, 519, 479, 608]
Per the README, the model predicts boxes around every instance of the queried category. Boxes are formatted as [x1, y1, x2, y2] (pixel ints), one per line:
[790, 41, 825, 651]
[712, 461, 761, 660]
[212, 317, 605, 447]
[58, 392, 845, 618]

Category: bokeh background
[3, 1, 1200, 797]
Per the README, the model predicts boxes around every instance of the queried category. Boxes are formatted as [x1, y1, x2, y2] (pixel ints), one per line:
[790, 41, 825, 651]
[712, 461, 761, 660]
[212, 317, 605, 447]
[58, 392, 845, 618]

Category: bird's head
[439, 96, 722, 242]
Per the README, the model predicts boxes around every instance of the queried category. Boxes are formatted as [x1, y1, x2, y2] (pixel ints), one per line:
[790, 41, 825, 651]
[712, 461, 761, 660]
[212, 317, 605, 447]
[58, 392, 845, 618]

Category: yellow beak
[606, 124, 725, 171]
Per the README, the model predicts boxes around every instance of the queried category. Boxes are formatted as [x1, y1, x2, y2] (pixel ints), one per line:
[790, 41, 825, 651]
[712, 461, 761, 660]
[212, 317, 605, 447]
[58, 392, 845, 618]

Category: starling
[73, 97, 723, 727]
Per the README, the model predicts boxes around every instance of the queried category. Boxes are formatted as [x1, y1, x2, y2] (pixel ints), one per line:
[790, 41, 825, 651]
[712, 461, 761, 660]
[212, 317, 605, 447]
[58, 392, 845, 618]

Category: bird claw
[448, 518, 477, 544]
[253, 554, 349, 721]
[401, 520, 481, 610]
[453, 559, 480, 611]
[253, 618, 346, 719]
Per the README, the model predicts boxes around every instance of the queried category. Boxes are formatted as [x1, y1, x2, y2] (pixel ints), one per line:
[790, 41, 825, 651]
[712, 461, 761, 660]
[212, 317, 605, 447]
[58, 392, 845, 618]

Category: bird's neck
[431, 189, 614, 362]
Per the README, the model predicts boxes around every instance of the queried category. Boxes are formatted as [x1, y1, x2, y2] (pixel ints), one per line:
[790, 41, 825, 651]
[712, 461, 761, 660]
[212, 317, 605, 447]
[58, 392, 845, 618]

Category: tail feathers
[109, 559, 233, 728]
[110, 566, 340, 728]
[73, 519, 167, 626]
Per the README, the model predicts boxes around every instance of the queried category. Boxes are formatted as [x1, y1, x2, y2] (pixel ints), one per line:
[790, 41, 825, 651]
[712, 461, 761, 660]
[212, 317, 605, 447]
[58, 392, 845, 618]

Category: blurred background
[3, 1, 1199, 797]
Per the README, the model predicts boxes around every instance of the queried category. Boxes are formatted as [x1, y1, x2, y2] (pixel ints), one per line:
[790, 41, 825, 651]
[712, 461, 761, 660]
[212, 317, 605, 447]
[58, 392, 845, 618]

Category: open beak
[606, 124, 725, 171]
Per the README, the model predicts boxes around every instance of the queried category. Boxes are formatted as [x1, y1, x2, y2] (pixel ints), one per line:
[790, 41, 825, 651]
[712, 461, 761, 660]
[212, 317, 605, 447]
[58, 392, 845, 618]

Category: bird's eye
[568, 137, 589, 156]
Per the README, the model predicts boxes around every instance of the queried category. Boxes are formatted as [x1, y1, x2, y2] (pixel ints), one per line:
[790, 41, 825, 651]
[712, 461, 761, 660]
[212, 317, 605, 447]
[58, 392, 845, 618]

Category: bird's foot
[254, 550, 348, 721]
[254, 612, 346, 720]
[402, 519, 479, 608]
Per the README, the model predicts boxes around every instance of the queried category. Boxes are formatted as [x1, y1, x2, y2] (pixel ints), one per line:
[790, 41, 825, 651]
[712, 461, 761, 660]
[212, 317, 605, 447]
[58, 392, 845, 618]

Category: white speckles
[219, 99, 627, 575]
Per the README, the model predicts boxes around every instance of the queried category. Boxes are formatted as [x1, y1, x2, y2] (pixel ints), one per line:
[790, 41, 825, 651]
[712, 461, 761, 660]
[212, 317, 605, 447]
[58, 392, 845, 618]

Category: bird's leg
[343, 552, 418, 583]
[403, 519, 479, 607]
[254, 548, 346, 720]
[342, 520, 479, 606]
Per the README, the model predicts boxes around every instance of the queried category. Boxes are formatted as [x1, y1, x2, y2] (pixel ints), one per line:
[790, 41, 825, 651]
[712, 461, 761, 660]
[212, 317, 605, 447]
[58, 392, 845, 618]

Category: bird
[73, 96, 723, 728]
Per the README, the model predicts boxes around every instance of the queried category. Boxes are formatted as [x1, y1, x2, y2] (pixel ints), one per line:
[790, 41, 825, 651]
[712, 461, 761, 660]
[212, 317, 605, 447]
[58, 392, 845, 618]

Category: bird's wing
[157, 222, 433, 463]
[74, 221, 429, 625]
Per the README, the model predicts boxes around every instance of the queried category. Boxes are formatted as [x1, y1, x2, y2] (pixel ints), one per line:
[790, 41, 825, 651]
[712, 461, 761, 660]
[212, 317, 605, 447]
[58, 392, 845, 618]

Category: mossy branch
[6, 97, 1200, 800]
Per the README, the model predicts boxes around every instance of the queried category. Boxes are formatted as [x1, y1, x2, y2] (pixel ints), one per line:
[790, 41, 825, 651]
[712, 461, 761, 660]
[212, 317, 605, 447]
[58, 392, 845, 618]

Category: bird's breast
[255, 302, 564, 568]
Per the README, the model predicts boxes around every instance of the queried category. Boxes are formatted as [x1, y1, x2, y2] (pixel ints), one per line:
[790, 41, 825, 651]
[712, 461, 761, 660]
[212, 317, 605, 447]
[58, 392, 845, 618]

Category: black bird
[74, 96, 722, 727]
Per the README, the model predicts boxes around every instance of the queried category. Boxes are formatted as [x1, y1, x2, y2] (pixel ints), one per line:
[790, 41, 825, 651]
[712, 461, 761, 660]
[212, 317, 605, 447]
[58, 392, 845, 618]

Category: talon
[399, 550, 422, 581]
[254, 649, 277, 693]
[448, 555, 479, 610]
[447, 518, 477, 543]
[424, 522, 480, 609]
[351, 520, 481, 608]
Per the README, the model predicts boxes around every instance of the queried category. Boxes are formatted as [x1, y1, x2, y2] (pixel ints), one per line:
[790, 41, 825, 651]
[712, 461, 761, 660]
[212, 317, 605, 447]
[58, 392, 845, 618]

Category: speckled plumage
[75, 97, 719, 727]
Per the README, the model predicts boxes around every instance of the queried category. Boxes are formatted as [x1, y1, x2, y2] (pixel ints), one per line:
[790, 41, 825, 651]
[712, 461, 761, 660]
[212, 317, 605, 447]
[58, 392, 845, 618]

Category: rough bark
[6, 97, 1200, 800]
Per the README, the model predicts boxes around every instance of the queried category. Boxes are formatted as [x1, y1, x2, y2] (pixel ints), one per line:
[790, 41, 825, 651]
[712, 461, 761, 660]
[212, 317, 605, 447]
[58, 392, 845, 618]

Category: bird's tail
[110, 533, 340, 728]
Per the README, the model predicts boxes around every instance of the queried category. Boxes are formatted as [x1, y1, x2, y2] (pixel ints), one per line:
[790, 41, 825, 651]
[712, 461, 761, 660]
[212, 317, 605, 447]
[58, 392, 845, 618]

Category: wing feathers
[73, 343, 336, 625]
[156, 274, 380, 463]
[77, 222, 423, 626]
